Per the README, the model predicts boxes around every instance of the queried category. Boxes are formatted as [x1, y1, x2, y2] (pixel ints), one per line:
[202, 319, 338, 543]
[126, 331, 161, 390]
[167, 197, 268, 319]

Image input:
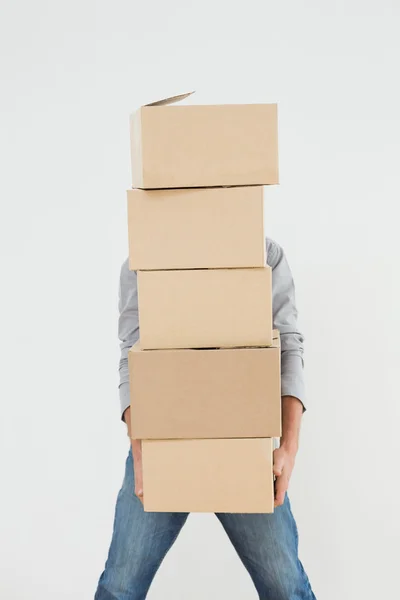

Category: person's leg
[216, 494, 316, 600]
[95, 448, 188, 600]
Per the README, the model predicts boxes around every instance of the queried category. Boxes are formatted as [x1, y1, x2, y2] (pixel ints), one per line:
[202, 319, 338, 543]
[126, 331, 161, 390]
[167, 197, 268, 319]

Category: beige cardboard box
[137, 267, 273, 349]
[127, 186, 265, 270]
[128, 331, 281, 439]
[142, 437, 274, 513]
[130, 92, 279, 189]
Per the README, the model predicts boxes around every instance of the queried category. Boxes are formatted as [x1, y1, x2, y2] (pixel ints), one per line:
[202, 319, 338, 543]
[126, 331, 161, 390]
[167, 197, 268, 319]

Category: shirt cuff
[281, 356, 306, 411]
[119, 381, 130, 421]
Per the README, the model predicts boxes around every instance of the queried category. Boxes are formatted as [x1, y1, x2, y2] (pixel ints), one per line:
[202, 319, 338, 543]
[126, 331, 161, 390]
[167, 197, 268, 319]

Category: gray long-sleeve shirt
[117, 237, 305, 419]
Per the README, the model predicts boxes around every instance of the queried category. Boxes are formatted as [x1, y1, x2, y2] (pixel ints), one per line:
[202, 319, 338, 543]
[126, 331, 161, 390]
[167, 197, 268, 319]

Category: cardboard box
[142, 437, 274, 513]
[137, 267, 273, 349]
[127, 186, 265, 270]
[128, 331, 281, 439]
[130, 92, 279, 189]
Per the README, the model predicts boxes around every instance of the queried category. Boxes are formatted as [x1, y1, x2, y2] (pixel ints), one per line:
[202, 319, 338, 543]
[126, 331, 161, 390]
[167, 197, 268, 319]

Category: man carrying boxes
[95, 93, 316, 600]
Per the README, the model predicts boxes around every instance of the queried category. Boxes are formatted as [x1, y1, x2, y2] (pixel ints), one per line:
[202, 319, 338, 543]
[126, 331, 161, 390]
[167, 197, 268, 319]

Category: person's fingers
[274, 474, 288, 507]
[134, 469, 144, 502]
[135, 472, 143, 497]
[273, 449, 284, 477]
[131, 439, 144, 502]
[134, 471, 143, 494]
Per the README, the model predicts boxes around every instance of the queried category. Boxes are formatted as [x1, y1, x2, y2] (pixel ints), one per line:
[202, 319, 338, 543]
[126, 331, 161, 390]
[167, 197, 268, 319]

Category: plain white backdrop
[1, 0, 399, 598]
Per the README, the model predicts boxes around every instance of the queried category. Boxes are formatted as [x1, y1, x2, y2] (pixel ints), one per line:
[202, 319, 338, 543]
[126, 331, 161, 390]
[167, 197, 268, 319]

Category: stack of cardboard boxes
[127, 92, 281, 513]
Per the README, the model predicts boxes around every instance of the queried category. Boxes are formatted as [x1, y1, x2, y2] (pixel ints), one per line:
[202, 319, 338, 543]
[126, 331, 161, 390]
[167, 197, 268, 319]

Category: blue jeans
[95, 448, 316, 600]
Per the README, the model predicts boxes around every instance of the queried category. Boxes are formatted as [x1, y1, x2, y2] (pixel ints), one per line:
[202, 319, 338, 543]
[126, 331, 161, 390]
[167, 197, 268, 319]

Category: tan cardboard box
[130, 92, 279, 189]
[137, 267, 273, 349]
[142, 437, 274, 513]
[127, 186, 265, 270]
[128, 331, 281, 439]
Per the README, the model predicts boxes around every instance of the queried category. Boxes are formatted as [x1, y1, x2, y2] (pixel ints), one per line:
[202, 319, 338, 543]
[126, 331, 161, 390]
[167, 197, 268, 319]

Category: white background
[1, 0, 399, 598]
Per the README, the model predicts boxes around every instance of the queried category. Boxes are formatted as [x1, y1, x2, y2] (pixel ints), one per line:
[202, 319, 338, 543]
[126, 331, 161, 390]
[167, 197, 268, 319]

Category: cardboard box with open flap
[130, 91, 279, 189]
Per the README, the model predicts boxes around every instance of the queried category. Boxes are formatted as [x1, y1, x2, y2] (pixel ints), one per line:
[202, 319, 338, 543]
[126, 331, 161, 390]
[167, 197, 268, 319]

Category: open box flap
[145, 91, 195, 107]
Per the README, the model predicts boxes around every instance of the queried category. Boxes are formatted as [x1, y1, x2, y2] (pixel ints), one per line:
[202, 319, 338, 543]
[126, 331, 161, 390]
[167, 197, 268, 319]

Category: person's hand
[123, 407, 144, 504]
[131, 438, 143, 503]
[273, 443, 297, 507]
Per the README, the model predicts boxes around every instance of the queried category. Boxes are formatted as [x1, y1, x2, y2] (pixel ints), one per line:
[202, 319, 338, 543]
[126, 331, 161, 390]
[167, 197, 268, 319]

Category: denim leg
[95, 448, 189, 600]
[216, 494, 316, 600]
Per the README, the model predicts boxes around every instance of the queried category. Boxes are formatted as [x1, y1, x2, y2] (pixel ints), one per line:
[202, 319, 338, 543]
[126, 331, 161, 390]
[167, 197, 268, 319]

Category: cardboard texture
[142, 438, 274, 513]
[137, 267, 273, 349]
[127, 186, 266, 270]
[130, 93, 279, 189]
[128, 331, 281, 439]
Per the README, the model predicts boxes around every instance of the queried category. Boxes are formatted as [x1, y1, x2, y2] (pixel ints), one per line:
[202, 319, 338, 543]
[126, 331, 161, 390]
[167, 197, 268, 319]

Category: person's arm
[117, 259, 143, 502]
[267, 239, 306, 506]
[118, 259, 139, 422]
[273, 395, 303, 506]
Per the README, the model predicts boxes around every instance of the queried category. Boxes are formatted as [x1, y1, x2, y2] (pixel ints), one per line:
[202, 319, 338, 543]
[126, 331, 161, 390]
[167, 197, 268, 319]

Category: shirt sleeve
[267, 239, 306, 411]
[117, 259, 140, 419]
